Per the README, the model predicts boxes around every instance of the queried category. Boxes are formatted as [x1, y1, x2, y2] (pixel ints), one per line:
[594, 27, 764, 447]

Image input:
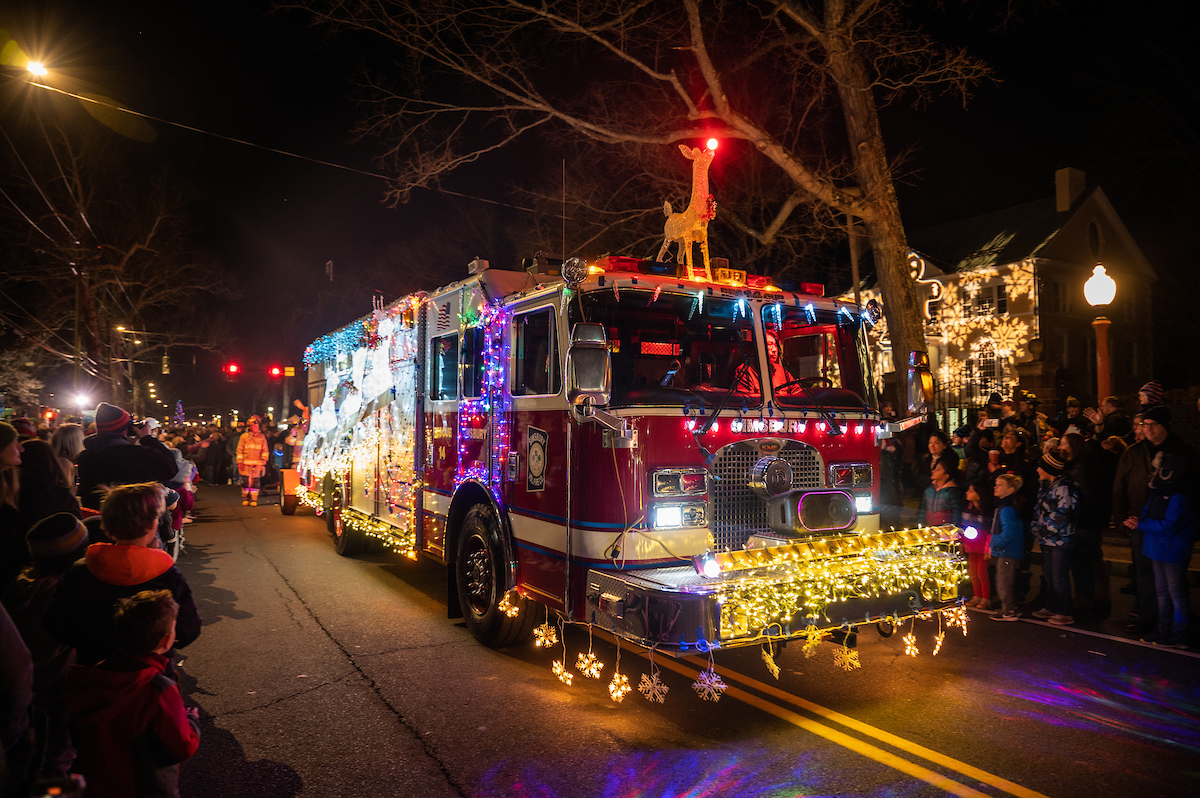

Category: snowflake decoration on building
[497, 591, 520, 618]
[576, 651, 604, 679]
[933, 631, 946, 656]
[801, 624, 824, 659]
[903, 632, 919, 657]
[638, 672, 669, 703]
[691, 668, 728, 702]
[608, 672, 631, 703]
[761, 645, 781, 679]
[533, 623, 557, 648]
[833, 645, 861, 672]
[552, 659, 573, 686]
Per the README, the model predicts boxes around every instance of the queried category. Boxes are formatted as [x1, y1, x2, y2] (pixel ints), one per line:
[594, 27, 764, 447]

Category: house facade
[857, 168, 1156, 419]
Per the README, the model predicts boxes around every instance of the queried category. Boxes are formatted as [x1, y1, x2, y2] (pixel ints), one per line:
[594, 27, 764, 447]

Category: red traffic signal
[224, 362, 241, 382]
[268, 366, 282, 378]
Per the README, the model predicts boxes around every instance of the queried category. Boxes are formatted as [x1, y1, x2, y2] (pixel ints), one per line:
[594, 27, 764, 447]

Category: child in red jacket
[65, 589, 200, 797]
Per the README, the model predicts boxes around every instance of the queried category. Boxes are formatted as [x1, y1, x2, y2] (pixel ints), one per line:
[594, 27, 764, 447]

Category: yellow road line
[593, 630, 1048, 798]
[687, 655, 1051, 798]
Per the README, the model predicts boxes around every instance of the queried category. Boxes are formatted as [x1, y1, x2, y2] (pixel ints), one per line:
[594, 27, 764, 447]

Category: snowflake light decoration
[944, 606, 970, 635]
[933, 632, 946, 656]
[552, 660, 574, 686]
[609, 672, 631, 703]
[639, 672, 669, 703]
[534, 623, 557, 648]
[903, 632, 919, 657]
[761, 646, 781, 679]
[497, 591, 520, 618]
[801, 624, 824, 659]
[576, 651, 604, 679]
[691, 668, 728, 702]
[834, 646, 861, 671]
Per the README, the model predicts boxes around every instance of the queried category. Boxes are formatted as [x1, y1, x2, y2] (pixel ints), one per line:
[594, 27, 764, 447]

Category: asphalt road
[174, 486, 1200, 798]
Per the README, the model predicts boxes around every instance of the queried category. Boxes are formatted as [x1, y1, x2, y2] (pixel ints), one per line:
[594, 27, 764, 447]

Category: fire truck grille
[711, 441, 823, 551]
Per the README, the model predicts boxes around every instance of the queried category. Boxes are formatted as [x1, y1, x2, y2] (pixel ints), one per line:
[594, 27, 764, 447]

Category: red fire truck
[296, 255, 963, 654]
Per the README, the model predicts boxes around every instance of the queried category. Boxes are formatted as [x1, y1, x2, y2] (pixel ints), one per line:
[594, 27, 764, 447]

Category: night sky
[3, 0, 1196, 415]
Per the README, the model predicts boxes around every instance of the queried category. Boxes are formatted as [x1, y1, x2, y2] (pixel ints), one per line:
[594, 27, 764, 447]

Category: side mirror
[565, 322, 611, 406]
[906, 350, 933, 415]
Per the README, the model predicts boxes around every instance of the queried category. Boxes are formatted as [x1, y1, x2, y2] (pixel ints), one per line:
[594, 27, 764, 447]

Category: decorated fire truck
[295, 250, 967, 666]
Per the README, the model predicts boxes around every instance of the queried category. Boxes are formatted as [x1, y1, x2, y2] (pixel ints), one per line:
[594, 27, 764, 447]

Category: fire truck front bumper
[584, 525, 965, 652]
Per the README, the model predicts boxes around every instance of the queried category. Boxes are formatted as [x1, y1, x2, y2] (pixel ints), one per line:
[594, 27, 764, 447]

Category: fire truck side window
[430, 333, 459, 400]
[461, 327, 486, 398]
[512, 307, 559, 396]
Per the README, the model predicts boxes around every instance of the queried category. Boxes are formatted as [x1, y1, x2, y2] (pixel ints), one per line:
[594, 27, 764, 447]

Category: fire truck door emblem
[527, 426, 547, 492]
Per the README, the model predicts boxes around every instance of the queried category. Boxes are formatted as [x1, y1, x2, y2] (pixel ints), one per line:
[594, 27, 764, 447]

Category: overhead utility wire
[20, 77, 544, 216]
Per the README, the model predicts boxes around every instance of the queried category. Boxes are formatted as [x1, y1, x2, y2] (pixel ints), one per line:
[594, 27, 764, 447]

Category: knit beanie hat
[1142, 405, 1172, 428]
[1139, 381, 1164, 406]
[95, 402, 131, 434]
[26, 512, 89, 562]
[1037, 451, 1066, 477]
[10, 417, 37, 438]
[0, 422, 17, 452]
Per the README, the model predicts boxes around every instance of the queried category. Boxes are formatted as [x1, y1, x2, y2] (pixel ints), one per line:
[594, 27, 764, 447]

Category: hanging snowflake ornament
[801, 624, 824, 659]
[833, 645, 861, 671]
[933, 631, 946, 656]
[534, 623, 557, 648]
[650, 284, 662, 304]
[761, 645, 781, 679]
[608, 672, 631, 703]
[691, 668, 728, 702]
[552, 660, 574, 686]
[638, 672, 669, 703]
[903, 632, 919, 657]
[497, 591, 520, 618]
[944, 606, 970, 635]
[576, 651, 604, 679]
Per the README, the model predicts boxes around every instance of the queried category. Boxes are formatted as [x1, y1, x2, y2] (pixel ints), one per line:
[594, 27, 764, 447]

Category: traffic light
[224, 362, 241, 382]
[268, 366, 282, 379]
[162, 355, 170, 375]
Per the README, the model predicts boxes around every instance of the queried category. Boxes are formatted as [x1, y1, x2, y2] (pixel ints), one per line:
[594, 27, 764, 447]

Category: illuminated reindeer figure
[656, 141, 718, 281]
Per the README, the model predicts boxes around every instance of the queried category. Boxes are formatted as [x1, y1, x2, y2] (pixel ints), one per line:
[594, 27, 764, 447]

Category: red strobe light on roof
[800, 282, 825, 297]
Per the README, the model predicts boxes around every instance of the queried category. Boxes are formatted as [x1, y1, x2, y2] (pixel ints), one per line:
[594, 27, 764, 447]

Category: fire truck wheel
[330, 496, 366, 556]
[280, 495, 299, 515]
[456, 504, 534, 647]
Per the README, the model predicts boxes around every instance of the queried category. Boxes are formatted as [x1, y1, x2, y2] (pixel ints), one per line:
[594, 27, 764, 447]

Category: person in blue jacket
[990, 473, 1026, 620]
[918, 453, 964, 527]
[1132, 453, 1195, 648]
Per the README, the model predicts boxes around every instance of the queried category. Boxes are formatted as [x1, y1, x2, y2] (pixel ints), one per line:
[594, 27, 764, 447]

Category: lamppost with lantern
[1084, 263, 1117, 400]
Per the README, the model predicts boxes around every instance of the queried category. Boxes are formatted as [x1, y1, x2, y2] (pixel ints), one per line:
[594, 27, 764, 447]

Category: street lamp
[1084, 263, 1116, 400]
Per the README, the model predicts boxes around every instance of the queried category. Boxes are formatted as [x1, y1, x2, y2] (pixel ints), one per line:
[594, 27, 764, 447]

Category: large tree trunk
[824, 26, 925, 382]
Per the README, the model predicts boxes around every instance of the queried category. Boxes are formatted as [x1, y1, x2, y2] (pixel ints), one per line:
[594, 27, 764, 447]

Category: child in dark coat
[989, 474, 1026, 620]
[1, 513, 91, 780]
[65, 589, 201, 797]
[1136, 453, 1196, 649]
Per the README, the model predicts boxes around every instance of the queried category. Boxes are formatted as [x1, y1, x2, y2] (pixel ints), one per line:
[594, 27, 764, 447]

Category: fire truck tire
[280, 495, 299, 515]
[456, 504, 534, 647]
[330, 497, 367, 556]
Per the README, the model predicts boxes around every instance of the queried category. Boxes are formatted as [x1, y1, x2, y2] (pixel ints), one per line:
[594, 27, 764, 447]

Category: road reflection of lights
[994, 662, 1200, 754]
[476, 748, 931, 798]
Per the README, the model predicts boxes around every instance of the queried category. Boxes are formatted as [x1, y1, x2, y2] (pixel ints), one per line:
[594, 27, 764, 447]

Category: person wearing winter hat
[1113, 402, 1199, 633]
[75, 403, 177, 511]
[1, 513, 92, 781]
[10, 417, 38, 441]
[1133, 453, 1196, 648]
[1030, 451, 1078, 625]
[1138, 381, 1164, 411]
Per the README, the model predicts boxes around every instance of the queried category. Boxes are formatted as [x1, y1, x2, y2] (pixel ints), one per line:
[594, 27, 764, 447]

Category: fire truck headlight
[855, 495, 874, 514]
[652, 502, 707, 530]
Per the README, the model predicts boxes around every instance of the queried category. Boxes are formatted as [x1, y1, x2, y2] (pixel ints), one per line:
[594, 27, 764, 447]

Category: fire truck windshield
[567, 288, 875, 410]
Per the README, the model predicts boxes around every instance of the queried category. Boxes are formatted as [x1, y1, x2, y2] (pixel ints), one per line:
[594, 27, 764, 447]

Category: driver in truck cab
[734, 330, 801, 397]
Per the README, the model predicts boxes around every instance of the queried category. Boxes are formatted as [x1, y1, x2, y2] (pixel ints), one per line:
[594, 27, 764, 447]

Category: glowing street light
[27, 62, 48, 77]
[1084, 263, 1116, 400]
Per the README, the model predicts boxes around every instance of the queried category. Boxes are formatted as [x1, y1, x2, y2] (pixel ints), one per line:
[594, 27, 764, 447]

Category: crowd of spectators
[894, 381, 1197, 645]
